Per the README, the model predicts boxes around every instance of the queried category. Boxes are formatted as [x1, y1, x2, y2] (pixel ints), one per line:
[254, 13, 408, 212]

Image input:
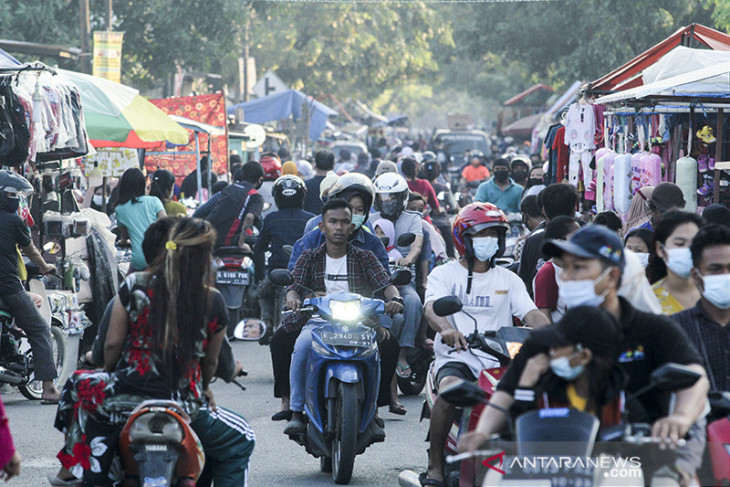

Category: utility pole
[242, 16, 250, 102]
[79, 0, 92, 73]
[106, 0, 113, 30]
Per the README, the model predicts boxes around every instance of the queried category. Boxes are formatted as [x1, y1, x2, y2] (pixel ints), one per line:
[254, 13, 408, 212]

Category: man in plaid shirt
[283, 198, 403, 436]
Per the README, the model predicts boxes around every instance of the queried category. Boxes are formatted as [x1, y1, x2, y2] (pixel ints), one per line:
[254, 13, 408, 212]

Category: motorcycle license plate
[216, 270, 249, 286]
[322, 330, 371, 347]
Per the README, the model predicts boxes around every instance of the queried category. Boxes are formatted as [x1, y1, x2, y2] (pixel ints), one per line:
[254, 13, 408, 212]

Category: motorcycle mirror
[439, 379, 487, 407]
[43, 241, 61, 255]
[432, 296, 462, 317]
[269, 269, 294, 287]
[233, 319, 267, 341]
[283, 245, 293, 257]
[379, 236, 390, 248]
[397, 232, 416, 247]
[390, 269, 412, 286]
[650, 363, 701, 392]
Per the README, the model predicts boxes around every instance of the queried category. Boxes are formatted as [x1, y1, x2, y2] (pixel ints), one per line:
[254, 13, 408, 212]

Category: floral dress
[53, 272, 226, 482]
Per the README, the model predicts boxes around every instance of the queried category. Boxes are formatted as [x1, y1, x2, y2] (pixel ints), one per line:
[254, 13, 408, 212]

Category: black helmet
[422, 160, 440, 181]
[273, 175, 306, 209]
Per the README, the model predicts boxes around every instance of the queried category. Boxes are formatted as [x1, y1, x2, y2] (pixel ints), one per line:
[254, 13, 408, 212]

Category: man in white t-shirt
[421, 202, 549, 486]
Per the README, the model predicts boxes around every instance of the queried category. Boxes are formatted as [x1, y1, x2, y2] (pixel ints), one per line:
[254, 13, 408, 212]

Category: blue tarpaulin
[0, 48, 21, 69]
[227, 89, 337, 142]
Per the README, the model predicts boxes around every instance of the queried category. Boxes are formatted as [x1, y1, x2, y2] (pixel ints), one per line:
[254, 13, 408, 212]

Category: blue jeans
[290, 322, 318, 412]
[391, 284, 421, 349]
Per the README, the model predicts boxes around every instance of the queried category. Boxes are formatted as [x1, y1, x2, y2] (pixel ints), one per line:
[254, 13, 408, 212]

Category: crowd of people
[1, 131, 729, 486]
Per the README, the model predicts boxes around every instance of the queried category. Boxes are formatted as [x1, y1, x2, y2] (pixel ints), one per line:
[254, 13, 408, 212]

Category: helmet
[272, 175, 306, 209]
[328, 173, 376, 215]
[374, 173, 409, 220]
[422, 151, 437, 162]
[452, 202, 509, 257]
[0, 170, 33, 197]
[260, 154, 282, 181]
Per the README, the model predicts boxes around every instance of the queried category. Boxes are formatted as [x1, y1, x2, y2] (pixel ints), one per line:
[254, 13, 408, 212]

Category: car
[429, 129, 491, 168]
[331, 140, 368, 162]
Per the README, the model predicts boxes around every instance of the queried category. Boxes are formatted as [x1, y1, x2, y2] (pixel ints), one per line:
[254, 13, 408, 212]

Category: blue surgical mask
[558, 267, 611, 308]
[471, 236, 500, 262]
[700, 273, 730, 310]
[664, 247, 693, 278]
[550, 349, 585, 381]
[352, 214, 366, 230]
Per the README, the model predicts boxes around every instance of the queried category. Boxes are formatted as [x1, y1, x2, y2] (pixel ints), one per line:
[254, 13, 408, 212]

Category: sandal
[419, 472, 445, 487]
[389, 402, 407, 415]
[396, 362, 412, 379]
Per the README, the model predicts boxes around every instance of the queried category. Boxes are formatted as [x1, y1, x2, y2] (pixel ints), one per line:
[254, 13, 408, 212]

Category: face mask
[493, 171, 509, 182]
[92, 195, 104, 207]
[665, 247, 693, 278]
[529, 178, 543, 186]
[700, 273, 730, 309]
[558, 267, 611, 308]
[5, 197, 19, 213]
[471, 236, 500, 262]
[352, 214, 366, 230]
[379, 200, 401, 220]
[550, 350, 585, 381]
[512, 171, 528, 182]
[635, 252, 650, 267]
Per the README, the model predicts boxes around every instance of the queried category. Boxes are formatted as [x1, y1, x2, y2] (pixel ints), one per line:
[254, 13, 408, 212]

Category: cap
[543, 224, 625, 270]
[531, 306, 621, 359]
[650, 182, 686, 212]
[282, 161, 298, 175]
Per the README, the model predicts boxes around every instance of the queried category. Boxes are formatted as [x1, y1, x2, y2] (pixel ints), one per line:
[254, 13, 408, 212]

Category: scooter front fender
[324, 363, 361, 394]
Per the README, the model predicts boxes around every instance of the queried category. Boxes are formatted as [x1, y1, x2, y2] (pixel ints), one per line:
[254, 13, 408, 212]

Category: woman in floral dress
[52, 218, 235, 486]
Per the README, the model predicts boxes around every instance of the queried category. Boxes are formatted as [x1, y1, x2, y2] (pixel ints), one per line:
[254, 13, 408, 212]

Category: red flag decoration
[144, 93, 228, 184]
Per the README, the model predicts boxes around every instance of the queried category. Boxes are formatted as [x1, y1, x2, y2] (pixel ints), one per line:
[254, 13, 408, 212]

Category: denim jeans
[390, 283, 421, 349]
[5, 290, 56, 381]
[289, 322, 318, 412]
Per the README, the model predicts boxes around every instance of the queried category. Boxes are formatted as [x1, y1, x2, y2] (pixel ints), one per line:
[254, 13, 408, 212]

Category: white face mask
[664, 247, 693, 278]
[700, 273, 730, 309]
[471, 236, 500, 262]
[92, 195, 104, 206]
[635, 252, 650, 267]
[558, 267, 611, 308]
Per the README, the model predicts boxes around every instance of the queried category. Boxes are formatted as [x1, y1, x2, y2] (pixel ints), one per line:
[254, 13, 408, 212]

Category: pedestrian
[149, 169, 187, 217]
[114, 168, 167, 272]
[0, 396, 20, 480]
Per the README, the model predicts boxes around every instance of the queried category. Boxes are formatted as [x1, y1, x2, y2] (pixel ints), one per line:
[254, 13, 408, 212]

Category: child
[373, 218, 403, 264]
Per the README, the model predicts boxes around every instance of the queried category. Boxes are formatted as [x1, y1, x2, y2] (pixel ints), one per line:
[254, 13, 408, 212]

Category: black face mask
[4, 197, 19, 212]
[528, 178, 543, 186]
[512, 171, 528, 182]
[493, 171, 509, 182]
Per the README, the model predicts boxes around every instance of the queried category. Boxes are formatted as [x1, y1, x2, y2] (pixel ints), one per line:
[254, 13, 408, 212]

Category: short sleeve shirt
[461, 165, 490, 182]
[115, 196, 165, 270]
[325, 254, 349, 294]
[425, 260, 537, 378]
[0, 210, 32, 294]
[370, 210, 423, 257]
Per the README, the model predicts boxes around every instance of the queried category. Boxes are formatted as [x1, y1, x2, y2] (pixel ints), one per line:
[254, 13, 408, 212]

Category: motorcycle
[270, 267, 411, 484]
[400, 295, 531, 487]
[703, 390, 730, 485]
[214, 227, 258, 336]
[112, 321, 260, 486]
[437, 362, 701, 486]
[0, 262, 77, 400]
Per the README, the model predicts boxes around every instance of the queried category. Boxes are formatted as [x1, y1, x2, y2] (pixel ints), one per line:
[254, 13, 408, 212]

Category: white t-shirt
[425, 260, 537, 378]
[325, 254, 349, 295]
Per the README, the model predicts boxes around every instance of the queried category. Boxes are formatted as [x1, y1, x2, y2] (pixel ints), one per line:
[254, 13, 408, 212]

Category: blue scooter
[270, 268, 410, 484]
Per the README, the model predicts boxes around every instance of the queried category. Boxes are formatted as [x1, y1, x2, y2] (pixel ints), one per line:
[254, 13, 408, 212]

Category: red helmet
[452, 202, 509, 257]
[260, 154, 282, 181]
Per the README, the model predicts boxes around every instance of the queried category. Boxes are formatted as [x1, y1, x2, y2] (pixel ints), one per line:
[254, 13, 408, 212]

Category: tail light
[128, 412, 184, 444]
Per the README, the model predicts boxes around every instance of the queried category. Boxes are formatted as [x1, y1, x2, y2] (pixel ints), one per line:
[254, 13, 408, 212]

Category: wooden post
[79, 0, 92, 74]
[714, 108, 723, 204]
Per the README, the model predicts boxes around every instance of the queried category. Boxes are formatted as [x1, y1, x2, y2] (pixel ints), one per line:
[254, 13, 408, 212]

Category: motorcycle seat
[214, 246, 247, 258]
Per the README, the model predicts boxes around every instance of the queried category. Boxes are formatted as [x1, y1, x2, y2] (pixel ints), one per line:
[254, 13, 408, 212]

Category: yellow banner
[92, 31, 124, 83]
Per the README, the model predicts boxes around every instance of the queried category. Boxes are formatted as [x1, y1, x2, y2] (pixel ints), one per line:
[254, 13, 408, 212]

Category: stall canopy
[60, 69, 188, 149]
[501, 113, 543, 138]
[587, 24, 730, 94]
[227, 89, 336, 141]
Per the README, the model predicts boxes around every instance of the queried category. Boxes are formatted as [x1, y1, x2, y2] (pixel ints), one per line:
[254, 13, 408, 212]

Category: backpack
[0, 82, 30, 166]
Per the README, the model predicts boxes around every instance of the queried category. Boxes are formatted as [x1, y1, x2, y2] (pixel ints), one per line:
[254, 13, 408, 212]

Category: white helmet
[374, 172, 409, 220]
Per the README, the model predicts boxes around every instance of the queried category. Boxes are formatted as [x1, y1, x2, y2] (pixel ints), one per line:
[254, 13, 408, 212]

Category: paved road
[3, 340, 429, 486]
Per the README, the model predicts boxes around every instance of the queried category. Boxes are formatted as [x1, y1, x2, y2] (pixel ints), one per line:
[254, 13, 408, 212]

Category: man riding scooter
[283, 198, 404, 436]
[420, 202, 549, 487]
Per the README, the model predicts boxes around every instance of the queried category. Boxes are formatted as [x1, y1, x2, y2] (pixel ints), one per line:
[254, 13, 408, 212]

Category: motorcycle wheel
[332, 381, 359, 484]
[320, 456, 333, 472]
[19, 326, 67, 400]
[397, 369, 427, 396]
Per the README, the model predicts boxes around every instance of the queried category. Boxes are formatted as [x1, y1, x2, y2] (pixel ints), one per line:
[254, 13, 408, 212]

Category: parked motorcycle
[400, 295, 531, 487]
[438, 363, 701, 487]
[270, 267, 411, 484]
[0, 262, 75, 400]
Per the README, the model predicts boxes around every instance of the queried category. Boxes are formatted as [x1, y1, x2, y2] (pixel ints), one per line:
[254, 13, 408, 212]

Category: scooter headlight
[128, 412, 184, 444]
[330, 300, 361, 322]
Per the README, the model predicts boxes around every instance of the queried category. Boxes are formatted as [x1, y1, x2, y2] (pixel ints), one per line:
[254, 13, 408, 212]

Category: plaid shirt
[673, 302, 730, 391]
[282, 242, 391, 333]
